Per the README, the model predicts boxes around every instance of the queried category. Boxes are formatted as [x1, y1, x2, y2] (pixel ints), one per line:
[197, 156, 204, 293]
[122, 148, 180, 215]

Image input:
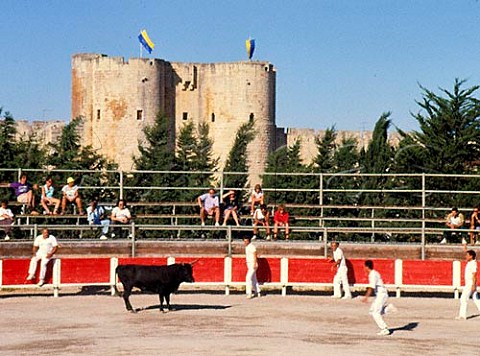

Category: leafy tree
[132, 112, 176, 207]
[312, 126, 337, 173]
[223, 121, 256, 189]
[394, 79, 480, 209]
[191, 122, 218, 188]
[0, 108, 18, 181]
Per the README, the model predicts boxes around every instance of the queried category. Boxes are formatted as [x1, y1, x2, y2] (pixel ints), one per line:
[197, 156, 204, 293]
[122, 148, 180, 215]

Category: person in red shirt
[273, 204, 290, 240]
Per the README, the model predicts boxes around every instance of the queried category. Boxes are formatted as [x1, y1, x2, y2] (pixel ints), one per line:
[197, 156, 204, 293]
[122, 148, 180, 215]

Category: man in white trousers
[244, 235, 261, 299]
[456, 249, 480, 320]
[362, 260, 391, 336]
[330, 241, 352, 299]
[26, 228, 58, 287]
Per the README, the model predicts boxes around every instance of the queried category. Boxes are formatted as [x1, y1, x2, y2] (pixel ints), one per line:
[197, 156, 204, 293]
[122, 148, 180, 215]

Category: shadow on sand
[390, 322, 419, 334]
[133, 303, 232, 313]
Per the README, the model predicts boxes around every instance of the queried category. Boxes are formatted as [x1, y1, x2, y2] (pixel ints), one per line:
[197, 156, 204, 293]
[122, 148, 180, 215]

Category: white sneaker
[4, 235, 10, 241]
[37, 280, 45, 287]
[215, 222, 220, 227]
[476, 240, 480, 245]
[331, 295, 341, 299]
[111, 233, 116, 238]
[440, 238, 447, 244]
[26, 274, 35, 281]
[266, 235, 271, 241]
[341, 296, 352, 300]
[251, 235, 257, 241]
[246, 294, 255, 299]
[462, 238, 467, 245]
[100, 235, 108, 240]
[377, 328, 391, 336]
[201, 222, 205, 227]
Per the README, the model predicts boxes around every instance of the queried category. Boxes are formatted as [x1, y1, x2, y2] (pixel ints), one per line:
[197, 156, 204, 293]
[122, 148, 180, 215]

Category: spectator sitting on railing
[40, 176, 60, 215]
[253, 204, 271, 240]
[26, 228, 58, 287]
[273, 204, 290, 241]
[111, 199, 132, 238]
[441, 207, 465, 244]
[198, 188, 220, 227]
[468, 206, 480, 245]
[249, 184, 264, 214]
[222, 190, 240, 226]
[0, 173, 38, 214]
[61, 177, 84, 215]
[0, 199, 14, 240]
[87, 199, 111, 240]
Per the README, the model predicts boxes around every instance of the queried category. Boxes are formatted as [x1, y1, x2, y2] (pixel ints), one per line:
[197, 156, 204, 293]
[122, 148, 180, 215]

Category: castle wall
[72, 54, 277, 179]
[72, 54, 170, 170]
[170, 61, 276, 182]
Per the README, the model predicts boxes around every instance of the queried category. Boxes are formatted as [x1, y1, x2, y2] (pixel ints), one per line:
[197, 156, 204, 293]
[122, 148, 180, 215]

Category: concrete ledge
[0, 240, 472, 260]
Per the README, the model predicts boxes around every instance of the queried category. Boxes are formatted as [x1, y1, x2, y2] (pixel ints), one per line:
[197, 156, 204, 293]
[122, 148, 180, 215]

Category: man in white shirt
[362, 260, 391, 336]
[111, 199, 132, 238]
[198, 188, 220, 226]
[0, 200, 14, 240]
[456, 249, 480, 320]
[330, 241, 352, 299]
[26, 228, 58, 287]
[61, 177, 84, 215]
[244, 235, 261, 299]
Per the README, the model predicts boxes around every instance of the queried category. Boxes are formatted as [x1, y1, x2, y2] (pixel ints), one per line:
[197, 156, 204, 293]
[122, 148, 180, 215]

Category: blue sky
[1, 0, 480, 132]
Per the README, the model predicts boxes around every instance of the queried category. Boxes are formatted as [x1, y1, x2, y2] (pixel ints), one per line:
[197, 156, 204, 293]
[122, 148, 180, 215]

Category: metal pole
[227, 226, 232, 257]
[131, 223, 136, 257]
[119, 171, 124, 200]
[319, 174, 324, 227]
[323, 228, 328, 258]
[371, 208, 375, 243]
[421, 173, 426, 260]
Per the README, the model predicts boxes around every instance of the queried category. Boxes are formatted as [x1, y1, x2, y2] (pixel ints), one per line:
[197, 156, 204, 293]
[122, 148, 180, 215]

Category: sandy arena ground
[0, 289, 479, 356]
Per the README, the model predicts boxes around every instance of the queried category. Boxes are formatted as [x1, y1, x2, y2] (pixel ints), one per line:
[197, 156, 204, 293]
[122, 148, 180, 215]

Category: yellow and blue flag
[246, 38, 255, 60]
[138, 30, 155, 54]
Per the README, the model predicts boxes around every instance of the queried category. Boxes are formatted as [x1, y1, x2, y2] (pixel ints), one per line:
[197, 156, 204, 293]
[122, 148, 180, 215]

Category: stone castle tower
[71, 53, 280, 179]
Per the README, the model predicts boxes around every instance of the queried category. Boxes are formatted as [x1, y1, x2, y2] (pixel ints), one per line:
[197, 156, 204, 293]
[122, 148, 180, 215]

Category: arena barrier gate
[0, 257, 471, 299]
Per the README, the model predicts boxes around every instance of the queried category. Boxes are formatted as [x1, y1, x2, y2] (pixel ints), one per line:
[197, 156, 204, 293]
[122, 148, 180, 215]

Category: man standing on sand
[362, 260, 391, 336]
[456, 249, 480, 320]
[26, 228, 58, 287]
[330, 241, 352, 299]
[244, 235, 261, 299]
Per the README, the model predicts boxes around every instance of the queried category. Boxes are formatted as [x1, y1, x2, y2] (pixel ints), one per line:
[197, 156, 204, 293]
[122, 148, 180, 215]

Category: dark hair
[452, 207, 459, 212]
[117, 199, 127, 207]
[1, 199, 7, 205]
[20, 173, 27, 179]
[467, 250, 477, 259]
[365, 260, 374, 269]
[260, 204, 267, 210]
[45, 175, 53, 182]
[331, 241, 339, 246]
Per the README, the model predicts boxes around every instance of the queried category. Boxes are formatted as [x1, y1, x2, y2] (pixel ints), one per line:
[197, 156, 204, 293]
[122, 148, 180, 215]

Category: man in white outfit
[362, 260, 391, 336]
[456, 249, 480, 320]
[26, 228, 58, 287]
[330, 241, 352, 299]
[244, 235, 261, 299]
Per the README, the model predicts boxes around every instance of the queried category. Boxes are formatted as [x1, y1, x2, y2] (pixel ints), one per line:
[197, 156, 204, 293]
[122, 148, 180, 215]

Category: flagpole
[140, 43, 143, 58]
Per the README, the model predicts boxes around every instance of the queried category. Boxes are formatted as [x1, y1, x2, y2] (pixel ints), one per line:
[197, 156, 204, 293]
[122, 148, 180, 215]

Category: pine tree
[0, 109, 18, 181]
[312, 126, 337, 173]
[223, 120, 255, 189]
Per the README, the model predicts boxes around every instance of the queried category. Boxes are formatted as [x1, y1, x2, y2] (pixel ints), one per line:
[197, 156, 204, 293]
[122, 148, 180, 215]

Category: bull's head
[182, 263, 195, 283]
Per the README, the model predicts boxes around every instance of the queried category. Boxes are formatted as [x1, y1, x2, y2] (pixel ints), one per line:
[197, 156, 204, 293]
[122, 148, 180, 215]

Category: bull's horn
[190, 259, 199, 265]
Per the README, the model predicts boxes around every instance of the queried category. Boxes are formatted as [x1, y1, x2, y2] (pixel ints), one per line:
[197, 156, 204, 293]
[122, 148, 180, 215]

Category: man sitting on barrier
[26, 228, 58, 287]
[198, 188, 220, 227]
[111, 199, 132, 238]
[87, 199, 111, 240]
[442, 207, 465, 244]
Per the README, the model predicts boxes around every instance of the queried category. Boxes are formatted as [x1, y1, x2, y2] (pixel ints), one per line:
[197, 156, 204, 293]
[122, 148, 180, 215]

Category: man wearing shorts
[198, 188, 220, 226]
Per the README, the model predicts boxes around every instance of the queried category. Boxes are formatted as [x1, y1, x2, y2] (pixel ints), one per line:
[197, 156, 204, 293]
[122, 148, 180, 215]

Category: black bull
[116, 263, 195, 312]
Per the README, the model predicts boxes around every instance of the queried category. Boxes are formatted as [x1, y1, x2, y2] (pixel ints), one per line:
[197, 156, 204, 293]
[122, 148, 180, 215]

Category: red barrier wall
[61, 258, 110, 284]
[288, 258, 332, 283]
[118, 257, 168, 266]
[231, 257, 281, 283]
[175, 257, 224, 282]
[2, 259, 54, 285]
[403, 260, 452, 286]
